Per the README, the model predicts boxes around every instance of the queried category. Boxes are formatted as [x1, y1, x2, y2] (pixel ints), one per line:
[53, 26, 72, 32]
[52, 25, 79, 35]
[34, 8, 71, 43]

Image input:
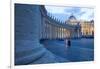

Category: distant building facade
[66, 15, 94, 37]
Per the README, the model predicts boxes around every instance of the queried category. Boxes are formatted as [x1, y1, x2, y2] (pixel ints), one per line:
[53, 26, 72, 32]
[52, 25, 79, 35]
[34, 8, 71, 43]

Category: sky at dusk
[45, 5, 94, 22]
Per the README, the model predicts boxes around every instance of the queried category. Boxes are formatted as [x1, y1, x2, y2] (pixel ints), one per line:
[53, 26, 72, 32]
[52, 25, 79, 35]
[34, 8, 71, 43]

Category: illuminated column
[52, 25, 54, 39]
[56, 27, 57, 39]
[63, 28, 64, 39]
[55, 26, 57, 39]
[53, 26, 56, 39]
[51, 25, 53, 39]
[64, 29, 65, 38]
[58, 27, 59, 39]
[56, 27, 58, 39]
[61, 28, 62, 39]
[59, 28, 60, 39]
[46, 23, 48, 39]
[61, 28, 63, 39]
[58, 27, 60, 39]
[54, 26, 56, 39]
[46, 23, 47, 39]
[60, 28, 62, 39]
[62, 28, 64, 39]
[60, 28, 61, 39]
[47, 23, 48, 39]
[59, 27, 61, 39]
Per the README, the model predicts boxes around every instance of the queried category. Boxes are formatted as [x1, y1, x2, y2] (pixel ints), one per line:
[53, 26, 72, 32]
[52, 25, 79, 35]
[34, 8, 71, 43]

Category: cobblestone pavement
[42, 38, 94, 62]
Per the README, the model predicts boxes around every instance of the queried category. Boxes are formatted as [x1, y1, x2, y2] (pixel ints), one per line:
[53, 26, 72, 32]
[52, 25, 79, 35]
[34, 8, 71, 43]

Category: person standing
[67, 39, 71, 47]
[65, 37, 71, 47]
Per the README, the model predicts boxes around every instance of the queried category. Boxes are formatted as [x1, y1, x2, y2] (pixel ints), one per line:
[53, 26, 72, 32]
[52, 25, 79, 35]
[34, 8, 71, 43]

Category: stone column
[57, 27, 59, 39]
[61, 28, 62, 39]
[54, 26, 56, 39]
[60, 28, 61, 39]
[48, 24, 50, 39]
[15, 4, 66, 65]
[62, 28, 64, 39]
[52, 25, 54, 39]
[50, 24, 52, 39]
[15, 4, 46, 65]
[59, 27, 60, 39]
[55, 26, 57, 39]
[57, 27, 58, 39]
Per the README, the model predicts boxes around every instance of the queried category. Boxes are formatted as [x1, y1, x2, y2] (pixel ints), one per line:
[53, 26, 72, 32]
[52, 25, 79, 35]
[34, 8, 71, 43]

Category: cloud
[45, 6, 94, 21]
[79, 8, 94, 20]
[64, 7, 81, 14]
[45, 6, 71, 15]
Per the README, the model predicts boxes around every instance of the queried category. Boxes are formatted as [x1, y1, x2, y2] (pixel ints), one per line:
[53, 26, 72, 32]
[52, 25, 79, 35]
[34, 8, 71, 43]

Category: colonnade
[40, 18, 80, 40]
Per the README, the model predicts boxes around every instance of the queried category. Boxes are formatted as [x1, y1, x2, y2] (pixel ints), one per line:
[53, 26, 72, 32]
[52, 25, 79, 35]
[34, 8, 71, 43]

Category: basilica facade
[66, 15, 94, 38]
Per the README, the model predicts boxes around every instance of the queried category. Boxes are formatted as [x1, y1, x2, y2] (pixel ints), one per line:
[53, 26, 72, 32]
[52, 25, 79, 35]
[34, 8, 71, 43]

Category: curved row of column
[41, 18, 71, 39]
[40, 15, 81, 40]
